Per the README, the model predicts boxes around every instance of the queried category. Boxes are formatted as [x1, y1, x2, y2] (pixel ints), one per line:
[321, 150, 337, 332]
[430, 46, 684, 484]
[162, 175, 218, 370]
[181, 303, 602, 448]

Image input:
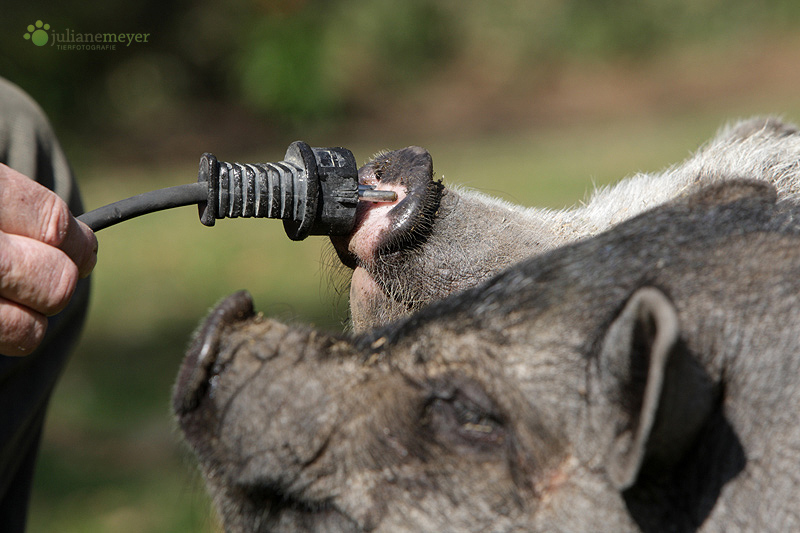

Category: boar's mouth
[332, 146, 444, 270]
[172, 290, 255, 417]
[240, 486, 361, 532]
[372, 148, 444, 259]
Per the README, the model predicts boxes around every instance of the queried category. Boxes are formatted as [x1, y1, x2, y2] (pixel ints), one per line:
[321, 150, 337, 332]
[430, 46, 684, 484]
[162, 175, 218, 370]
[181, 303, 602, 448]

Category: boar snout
[174, 292, 381, 530]
[173, 290, 255, 416]
[332, 147, 450, 331]
[332, 146, 443, 269]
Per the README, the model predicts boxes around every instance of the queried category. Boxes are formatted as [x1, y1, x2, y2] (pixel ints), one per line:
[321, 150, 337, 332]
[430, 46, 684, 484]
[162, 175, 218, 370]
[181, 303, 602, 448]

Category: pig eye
[424, 389, 507, 453]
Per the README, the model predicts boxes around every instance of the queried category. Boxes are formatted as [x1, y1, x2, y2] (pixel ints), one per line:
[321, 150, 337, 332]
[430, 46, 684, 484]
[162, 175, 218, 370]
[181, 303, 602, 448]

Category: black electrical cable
[77, 182, 207, 232]
[75, 142, 397, 237]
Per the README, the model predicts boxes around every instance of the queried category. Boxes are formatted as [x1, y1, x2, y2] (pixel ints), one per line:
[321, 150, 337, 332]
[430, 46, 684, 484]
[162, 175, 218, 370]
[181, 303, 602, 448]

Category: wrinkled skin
[332, 117, 800, 331]
[175, 118, 800, 531]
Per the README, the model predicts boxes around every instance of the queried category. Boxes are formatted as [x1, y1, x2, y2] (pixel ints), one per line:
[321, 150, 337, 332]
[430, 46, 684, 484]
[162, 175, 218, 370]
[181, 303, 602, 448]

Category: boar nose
[332, 146, 443, 267]
[173, 290, 255, 415]
[374, 147, 438, 246]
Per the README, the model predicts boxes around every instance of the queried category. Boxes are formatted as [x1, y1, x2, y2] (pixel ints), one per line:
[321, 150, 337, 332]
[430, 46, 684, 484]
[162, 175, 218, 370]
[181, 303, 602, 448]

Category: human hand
[0, 163, 97, 356]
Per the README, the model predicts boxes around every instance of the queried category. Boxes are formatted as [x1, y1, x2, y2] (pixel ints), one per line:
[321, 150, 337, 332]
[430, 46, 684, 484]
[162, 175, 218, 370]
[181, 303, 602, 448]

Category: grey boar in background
[174, 118, 800, 531]
[332, 117, 800, 331]
[175, 179, 800, 532]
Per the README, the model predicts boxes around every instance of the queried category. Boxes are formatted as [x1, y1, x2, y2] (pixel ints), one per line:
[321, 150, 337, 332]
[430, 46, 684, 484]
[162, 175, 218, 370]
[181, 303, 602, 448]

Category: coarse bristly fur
[176, 177, 800, 532]
[340, 116, 800, 332]
[175, 117, 800, 532]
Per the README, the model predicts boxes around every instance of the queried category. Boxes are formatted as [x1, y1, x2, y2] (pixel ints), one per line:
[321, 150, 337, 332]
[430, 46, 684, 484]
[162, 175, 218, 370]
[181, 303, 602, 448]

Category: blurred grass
[27, 108, 774, 532]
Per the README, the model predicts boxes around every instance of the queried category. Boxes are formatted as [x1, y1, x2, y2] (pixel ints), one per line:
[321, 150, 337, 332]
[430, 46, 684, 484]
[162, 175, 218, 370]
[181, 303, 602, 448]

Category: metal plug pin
[358, 185, 398, 203]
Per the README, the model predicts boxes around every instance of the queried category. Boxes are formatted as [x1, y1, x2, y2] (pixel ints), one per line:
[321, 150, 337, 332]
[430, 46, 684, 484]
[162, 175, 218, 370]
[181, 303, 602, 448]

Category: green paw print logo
[23, 20, 51, 46]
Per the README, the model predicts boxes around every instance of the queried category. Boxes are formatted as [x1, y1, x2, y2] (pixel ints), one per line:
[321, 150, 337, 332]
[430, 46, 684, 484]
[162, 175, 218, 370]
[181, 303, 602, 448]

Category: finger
[0, 163, 64, 237]
[60, 216, 98, 279]
[0, 297, 48, 356]
[0, 163, 98, 277]
[0, 231, 79, 316]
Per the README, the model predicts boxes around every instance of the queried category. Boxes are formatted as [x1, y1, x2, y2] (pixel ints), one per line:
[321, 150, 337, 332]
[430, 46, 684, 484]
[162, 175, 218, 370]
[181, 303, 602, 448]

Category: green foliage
[6, 0, 800, 132]
[342, 0, 455, 84]
[236, 11, 335, 122]
[234, 0, 455, 123]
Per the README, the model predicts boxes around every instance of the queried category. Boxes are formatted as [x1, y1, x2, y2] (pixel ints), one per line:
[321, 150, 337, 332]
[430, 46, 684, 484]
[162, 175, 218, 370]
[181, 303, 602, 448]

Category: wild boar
[332, 117, 800, 331]
[174, 180, 800, 532]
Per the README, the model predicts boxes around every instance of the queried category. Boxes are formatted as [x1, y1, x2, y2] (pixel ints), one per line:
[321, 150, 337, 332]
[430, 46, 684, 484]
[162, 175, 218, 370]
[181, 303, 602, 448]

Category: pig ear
[599, 287, 711, 491]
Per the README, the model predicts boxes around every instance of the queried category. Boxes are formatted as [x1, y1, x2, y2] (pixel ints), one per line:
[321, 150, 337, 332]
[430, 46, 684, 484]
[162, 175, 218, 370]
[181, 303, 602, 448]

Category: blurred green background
[3, 0, 800, 530]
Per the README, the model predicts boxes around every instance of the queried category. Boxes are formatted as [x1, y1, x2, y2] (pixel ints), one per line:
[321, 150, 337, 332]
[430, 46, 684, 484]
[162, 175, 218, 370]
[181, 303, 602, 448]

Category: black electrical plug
[77, 142, 396, 238]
